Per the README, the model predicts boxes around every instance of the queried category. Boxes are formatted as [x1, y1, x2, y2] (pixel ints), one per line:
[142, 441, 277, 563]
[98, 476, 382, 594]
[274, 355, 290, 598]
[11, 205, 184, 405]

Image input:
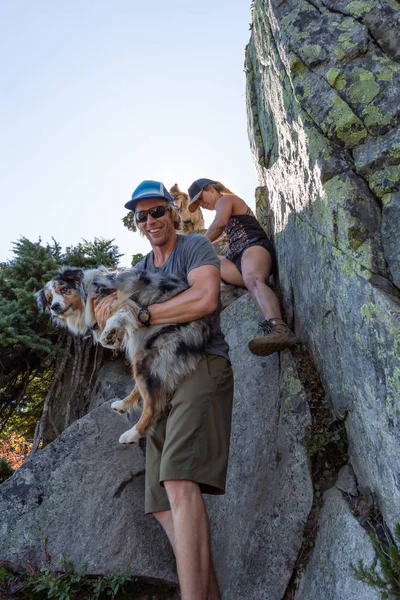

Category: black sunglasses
[135, 205, 171, 223]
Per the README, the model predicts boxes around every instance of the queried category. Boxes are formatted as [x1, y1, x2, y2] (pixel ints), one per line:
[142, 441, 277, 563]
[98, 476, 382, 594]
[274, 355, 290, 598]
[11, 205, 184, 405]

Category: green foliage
[0, 237, 61, 436]
[0, 236, 121, 353]
[355, 486, 375, 526]
[131, 253, 144, 267]
[121, 213, 144, 267]
[0, 457, 14, 483]
[305, 421, 347, 458]
[122, 211, 137, 233]
[0, 237, 60, 351]
[0, 558, 134, 599]
[4, 371, 56, 440]
[64, 238, 122, 270]
[0, 236, 122, 439]
[351, 523, 400, 598]
[0, 531, 178, 599]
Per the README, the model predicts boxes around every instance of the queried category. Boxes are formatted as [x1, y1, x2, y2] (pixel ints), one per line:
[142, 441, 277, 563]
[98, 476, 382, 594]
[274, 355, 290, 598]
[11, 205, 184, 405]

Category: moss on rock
[362, 105, 392, 130]
[327, 68, 341, 87]
[345, 1, 375, 17]
[348, 68, 380, 104]
[366, 166, 400, 197]
[323, 94, 367, 146]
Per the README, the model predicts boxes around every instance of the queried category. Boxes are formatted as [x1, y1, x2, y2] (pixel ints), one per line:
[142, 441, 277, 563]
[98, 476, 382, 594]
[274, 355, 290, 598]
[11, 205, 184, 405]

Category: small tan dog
[170, 183, 205, 233]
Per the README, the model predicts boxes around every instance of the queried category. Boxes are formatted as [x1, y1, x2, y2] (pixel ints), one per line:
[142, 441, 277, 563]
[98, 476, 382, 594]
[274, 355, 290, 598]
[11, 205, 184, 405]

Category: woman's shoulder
[222, 194, 252, 216]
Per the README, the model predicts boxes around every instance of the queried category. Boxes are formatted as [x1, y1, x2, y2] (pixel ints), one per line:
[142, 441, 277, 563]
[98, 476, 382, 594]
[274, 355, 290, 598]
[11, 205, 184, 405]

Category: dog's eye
[61, 287, 69, 294]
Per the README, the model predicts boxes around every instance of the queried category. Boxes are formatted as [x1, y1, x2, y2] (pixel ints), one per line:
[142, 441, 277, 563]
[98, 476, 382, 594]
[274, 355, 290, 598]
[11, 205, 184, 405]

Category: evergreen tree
[63, 238, 122, 269]
[0, 237, 60, 351]
[122, 212, 137, 233]
[0, 236, 121, 440]
[131, 253, 144, 267]
[0, 238, 62, 437]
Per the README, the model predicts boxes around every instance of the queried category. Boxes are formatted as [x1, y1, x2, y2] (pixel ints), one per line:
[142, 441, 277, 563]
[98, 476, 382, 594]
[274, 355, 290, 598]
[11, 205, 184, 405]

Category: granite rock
[295, 488, 381, 600]
[246, 0, 400, 537]
[208, 294, 313, 600]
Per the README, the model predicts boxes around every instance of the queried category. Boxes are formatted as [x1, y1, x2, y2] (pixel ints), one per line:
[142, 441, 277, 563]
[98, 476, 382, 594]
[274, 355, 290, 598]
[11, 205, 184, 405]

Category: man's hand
[93, 292, 118, 330]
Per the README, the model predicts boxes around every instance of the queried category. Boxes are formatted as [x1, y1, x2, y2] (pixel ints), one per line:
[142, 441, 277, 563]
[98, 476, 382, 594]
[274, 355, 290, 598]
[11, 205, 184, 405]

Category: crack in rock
[112, 470, 145, 499]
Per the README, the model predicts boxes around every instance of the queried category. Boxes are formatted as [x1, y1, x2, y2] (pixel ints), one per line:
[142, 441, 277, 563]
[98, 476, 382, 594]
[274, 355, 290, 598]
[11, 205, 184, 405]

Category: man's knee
[163, 479, 202, 508]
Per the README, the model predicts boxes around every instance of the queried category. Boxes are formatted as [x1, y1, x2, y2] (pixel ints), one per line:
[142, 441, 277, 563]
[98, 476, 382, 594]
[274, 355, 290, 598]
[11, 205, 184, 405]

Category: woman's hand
[212, 234, 228, 245]
[93, 292, 118, 330]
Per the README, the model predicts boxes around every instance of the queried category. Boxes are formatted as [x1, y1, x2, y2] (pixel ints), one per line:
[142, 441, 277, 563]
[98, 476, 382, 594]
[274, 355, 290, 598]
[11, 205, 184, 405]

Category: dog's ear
[35, 289, 49, 312]
[170, 183, 179, 194]
[59, 267, 84, 283]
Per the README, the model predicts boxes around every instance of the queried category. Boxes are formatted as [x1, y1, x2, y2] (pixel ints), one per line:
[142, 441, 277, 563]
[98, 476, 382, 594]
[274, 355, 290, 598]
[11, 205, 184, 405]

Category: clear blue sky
[1, 0, 257, 267]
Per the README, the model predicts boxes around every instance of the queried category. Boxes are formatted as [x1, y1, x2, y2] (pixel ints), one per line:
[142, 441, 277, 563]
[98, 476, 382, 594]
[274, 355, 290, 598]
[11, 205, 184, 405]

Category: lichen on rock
[246, 2, 400, 588]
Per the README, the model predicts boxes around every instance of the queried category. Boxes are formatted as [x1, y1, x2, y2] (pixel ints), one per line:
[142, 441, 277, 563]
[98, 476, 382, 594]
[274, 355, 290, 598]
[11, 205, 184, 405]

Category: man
[96, 180, 233, 600]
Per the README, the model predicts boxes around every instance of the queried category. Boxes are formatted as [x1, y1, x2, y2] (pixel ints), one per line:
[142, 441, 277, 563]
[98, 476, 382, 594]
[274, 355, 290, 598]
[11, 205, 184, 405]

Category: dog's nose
[51, 302, 61, 312]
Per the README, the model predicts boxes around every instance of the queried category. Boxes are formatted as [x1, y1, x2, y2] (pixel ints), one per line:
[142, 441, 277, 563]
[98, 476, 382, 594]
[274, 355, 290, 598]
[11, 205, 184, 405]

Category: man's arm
[93, 293, 118, 330]
[205, 195, 234, 242]
[148, 264, 220, 325]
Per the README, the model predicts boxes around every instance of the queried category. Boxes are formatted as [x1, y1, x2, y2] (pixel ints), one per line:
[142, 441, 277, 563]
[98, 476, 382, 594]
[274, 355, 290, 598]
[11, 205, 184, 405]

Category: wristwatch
[138, 306, 151, 327]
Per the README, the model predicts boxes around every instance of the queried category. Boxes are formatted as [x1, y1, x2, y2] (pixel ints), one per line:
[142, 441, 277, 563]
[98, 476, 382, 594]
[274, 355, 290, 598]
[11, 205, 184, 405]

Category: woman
[187, 178, 296, 356]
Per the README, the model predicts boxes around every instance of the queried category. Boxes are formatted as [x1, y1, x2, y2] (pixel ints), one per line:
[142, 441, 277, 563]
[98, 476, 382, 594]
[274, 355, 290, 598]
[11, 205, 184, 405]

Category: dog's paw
[111, 400, 126, 414]
[100, 327, 122, 349]
[119, 426, 141, 444]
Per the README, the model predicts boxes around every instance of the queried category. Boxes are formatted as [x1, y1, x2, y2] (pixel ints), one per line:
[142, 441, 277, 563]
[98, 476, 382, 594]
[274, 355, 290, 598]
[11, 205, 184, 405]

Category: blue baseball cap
[125, 180, 174, 212]
[188, 178, 215, 212]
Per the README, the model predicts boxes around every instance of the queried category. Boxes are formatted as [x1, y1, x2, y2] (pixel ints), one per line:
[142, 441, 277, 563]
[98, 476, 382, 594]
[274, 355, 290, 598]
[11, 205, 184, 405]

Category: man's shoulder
[177, 233, 213, 251]
[175, 234, 219, 273]
[134, 252, 152, 271]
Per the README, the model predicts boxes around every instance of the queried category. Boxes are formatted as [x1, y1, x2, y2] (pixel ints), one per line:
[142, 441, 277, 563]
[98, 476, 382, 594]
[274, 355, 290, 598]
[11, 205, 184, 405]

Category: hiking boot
[248, 318, 297, 357]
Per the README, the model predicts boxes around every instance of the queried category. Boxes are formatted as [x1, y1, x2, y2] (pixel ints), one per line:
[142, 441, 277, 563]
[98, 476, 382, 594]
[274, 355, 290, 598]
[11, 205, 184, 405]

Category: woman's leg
[218, 256, 245, 288]
[240, 246, 281, 321]
[240, 246, 296, 356]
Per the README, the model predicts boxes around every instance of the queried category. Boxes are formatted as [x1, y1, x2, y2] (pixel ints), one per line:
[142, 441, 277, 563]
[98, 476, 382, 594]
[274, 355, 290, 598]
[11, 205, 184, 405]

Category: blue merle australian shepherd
[36, 266, 213, 444]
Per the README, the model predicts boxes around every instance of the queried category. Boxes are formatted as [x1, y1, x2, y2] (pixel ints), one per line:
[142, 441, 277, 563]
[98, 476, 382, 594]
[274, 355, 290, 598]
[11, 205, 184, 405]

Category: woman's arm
[205, 195, 234, 242]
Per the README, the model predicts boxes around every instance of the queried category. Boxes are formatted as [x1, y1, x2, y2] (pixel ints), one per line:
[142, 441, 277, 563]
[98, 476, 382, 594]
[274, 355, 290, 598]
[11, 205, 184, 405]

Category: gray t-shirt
[136, 234, 230, 360]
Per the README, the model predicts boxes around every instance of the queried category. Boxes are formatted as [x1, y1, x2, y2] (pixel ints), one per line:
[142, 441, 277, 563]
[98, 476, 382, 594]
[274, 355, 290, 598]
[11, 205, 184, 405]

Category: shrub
[351, 523, 400, 598]
[0, 457, 14, 483]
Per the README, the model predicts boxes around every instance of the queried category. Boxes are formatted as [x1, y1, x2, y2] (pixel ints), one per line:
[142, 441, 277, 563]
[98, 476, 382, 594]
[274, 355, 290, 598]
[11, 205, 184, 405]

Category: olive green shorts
[145, 354, 234, 514]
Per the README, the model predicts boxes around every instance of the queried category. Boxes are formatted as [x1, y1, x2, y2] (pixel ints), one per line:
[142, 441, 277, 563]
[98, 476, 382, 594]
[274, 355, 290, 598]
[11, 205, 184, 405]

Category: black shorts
[232, 240, 277, 275]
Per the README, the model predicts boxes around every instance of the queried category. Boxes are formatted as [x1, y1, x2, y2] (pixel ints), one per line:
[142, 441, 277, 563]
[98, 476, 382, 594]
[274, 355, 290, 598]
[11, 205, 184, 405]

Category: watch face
[139, 308, 150, 324]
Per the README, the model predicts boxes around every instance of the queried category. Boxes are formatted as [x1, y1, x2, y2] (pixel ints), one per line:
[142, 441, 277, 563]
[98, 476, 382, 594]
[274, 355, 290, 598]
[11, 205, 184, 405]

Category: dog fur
[36, 266, 213, 444]
[170, 183, 205, 233]
[35, 266, 110, 335]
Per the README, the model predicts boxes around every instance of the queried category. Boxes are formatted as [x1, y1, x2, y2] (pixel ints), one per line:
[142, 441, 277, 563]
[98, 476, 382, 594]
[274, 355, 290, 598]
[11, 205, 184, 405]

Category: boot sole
[248, 337, 297, 357]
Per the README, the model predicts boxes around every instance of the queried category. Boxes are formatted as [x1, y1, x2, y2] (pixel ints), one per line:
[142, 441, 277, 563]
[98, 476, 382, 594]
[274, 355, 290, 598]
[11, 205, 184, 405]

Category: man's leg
[150, 356, 233, 599]
[153, 510, 175, 549]
[155, 481, 220, 600]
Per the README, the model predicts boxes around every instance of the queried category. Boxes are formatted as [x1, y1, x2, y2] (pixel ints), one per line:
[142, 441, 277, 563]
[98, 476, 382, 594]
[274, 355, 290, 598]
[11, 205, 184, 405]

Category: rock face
[0, 401, 177, 581]
[0, 294, 313, 600]
[246, 0, 400, 535]
[295, 487, 381, 600]
[207, 295, 313, 600]
[88, 357, 134, 412]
